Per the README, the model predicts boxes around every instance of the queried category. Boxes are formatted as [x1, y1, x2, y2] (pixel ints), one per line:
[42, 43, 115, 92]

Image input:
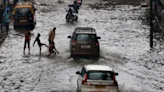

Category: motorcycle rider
[75, 0, 82, 6]
[66, 5, 74, 22]
[72, 1, 79, 13]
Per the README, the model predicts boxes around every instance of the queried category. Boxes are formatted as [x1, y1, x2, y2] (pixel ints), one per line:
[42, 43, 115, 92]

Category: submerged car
[68, 27, 101, 57]
[76, 65, 119, 92]
[13, 2, 36, 29]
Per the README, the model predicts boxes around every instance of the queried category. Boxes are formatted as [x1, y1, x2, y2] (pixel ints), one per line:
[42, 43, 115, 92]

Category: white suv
[76, 65, 119, 92]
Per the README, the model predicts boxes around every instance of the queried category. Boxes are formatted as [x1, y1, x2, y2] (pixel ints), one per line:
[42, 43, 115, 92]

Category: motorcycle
[66, 8, 78, 24]
[66, 13, 74, 24]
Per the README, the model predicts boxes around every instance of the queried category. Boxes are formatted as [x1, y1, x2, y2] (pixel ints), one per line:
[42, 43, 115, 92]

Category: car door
[77, 67, 87, 90]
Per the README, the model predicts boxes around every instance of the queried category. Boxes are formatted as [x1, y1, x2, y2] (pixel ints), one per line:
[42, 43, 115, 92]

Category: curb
[0, 33, 7, 47]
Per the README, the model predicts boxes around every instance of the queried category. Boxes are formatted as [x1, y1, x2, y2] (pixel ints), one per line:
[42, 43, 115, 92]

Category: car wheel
[71, 19, 74, 24]
[97, 52, 100, 58]
[75, 16, 78, 21]
[14, 25, 17, 30]
[31, 25, 35, 30]
[71, 54, 75, 58]
[96, 48, 100, 57]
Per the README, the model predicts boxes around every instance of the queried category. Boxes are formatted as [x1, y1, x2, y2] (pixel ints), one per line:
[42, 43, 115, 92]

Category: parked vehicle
[12, 2, 36, 30]
[68, 27, 101, 57]
[76, 65, 119, 92]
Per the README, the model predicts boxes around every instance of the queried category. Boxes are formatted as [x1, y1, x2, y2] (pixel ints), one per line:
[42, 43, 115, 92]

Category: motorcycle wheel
[75, 16, 78, 21]
[71, 19, 73, 24]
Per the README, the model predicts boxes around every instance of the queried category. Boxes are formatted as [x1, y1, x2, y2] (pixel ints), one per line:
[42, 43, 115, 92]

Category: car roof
[85, 65, 113, 72]
[13, 2, 34, 15]
[74, 27, 96, 34]
[15, 2, 33, 8]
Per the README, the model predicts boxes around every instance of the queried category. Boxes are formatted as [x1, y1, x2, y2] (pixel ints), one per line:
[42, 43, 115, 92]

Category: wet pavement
[0, 25, 7, 47]
[0, 0, 164, 92]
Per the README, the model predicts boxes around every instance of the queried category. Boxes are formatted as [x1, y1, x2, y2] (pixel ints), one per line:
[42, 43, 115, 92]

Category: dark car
[13, 2, 36, 29]
[68, 27, 101, 57]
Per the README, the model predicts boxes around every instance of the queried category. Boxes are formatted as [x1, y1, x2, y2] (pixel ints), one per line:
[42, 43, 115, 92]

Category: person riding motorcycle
[66, 5, 75, 22]
[72, 1, 79, 13]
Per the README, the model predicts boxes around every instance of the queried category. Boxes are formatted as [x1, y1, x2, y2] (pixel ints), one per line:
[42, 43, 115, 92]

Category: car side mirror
[68, 36, 71, 38]
[97, 37, 101, 39]
[76, 71, 80, 75]
[115, 73, 119, 76]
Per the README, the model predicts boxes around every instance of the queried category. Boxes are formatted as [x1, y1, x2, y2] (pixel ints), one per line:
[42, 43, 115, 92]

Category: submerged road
[0, 0, 164, 92]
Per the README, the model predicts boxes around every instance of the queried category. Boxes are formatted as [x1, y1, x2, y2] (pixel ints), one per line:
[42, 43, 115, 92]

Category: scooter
[66, 11, 78, 24]
[66, 13, 74, 24]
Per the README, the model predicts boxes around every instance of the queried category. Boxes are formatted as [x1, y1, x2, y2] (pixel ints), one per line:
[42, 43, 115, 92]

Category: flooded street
[0, 0, 164, 92]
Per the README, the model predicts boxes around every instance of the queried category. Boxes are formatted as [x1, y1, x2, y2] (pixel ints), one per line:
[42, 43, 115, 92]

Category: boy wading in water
[24, 30, 31, 55]
[33, 33, 49, 55]
[48, 42, 59, 57]
[48, 27, 59, 56]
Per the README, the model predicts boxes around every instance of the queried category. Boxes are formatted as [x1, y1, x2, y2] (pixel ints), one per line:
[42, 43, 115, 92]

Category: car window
[81, 68, 86, 77]
[75, 34, 96, 41]
[88, 71, 114, 80]
[16, 8, 32, 15]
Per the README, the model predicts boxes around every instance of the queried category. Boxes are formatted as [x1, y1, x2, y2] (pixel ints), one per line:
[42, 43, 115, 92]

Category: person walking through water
[3, 8, 11, 33]
[48, 42, 59, 57]
[0, 5, 3, 25]
[48, 27, 56, 45]
[24, 30, 31, 55]
[33, 33, 49, 55]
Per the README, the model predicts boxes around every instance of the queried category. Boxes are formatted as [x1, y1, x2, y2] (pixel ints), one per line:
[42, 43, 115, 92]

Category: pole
[150, 0, 153, 48]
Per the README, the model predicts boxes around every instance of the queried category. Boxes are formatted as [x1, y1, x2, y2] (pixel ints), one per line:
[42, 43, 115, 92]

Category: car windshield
[87, 71, 114, 80]
[76, 34, 96, 41]
[15, 8, 32, 15]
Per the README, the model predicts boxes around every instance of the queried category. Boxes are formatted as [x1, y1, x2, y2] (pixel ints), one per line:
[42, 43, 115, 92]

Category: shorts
[48, 39, 53, 45]
[24, 40, 30, 49]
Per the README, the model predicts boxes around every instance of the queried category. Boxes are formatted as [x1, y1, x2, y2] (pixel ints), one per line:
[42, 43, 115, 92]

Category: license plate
[81, 45, 91, 48]
[20, 20, 27, 22]
[95, 85, 106, 89]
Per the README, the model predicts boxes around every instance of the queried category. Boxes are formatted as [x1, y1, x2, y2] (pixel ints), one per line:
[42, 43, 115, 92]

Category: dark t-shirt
[35, 37, 41, 45]
[0, 9, 4, 23]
